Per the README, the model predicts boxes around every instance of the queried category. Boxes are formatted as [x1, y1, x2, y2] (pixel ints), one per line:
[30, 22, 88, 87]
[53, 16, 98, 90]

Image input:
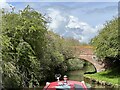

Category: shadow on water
[7, 62, 118, 90]
[67, 62, 96, 82]
[67, 62, 118, 90]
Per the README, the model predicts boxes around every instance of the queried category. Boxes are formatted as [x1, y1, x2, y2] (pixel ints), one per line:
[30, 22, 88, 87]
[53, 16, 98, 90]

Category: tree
[90, 18, 119, 68]
[2, 5, 47, 88]
[2, 5, 80, 88]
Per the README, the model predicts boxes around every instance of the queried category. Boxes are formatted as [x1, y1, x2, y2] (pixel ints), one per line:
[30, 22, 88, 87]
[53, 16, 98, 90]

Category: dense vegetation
[90, 18, 120, 69]
[87, 18, 120, 86]
[84, 67, 120, 85]
[2, 6, 48, 88]
[1, 5, 84, 89]
[67, 58, 85, 71]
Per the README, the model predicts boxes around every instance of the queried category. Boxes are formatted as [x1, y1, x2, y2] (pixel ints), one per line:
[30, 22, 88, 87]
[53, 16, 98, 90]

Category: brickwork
[73, 46, 105, 72]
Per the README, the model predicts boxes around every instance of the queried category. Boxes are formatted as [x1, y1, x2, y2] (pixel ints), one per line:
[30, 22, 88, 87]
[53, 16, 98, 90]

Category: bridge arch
[72, 45, 104, 72]
[79, 55, 104, 72]
[78, 58, 98, 73]
[78, 58, 97, 73]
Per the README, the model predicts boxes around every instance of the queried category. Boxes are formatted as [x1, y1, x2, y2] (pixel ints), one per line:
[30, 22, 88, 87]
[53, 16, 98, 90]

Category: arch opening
[80, 59, 97, 74]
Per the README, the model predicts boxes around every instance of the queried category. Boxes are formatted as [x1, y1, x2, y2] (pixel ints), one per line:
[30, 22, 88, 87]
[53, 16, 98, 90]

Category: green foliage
[41, 31, 75, 81]
[90, 18, 119, 58]
[2, 5, 47, 88]
[68, 59, 85, 71]
[84, 67, 120, 85]
[2, 5, 79, 88]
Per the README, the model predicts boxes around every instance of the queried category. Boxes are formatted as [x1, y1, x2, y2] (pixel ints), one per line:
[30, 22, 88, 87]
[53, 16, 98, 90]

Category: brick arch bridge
[73, 46, 105, 72]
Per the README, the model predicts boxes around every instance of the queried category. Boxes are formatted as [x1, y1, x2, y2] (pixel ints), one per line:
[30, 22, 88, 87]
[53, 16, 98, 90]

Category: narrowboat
[43, 74, 88, 90]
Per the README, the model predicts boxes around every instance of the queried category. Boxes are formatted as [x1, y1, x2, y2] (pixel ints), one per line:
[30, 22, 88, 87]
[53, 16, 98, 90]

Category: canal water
[23, 62, 116, 90]
[67, 63, 116, 90]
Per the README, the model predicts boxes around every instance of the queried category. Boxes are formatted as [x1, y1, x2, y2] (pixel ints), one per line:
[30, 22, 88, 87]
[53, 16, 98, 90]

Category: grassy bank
[84, 67, 120, 85]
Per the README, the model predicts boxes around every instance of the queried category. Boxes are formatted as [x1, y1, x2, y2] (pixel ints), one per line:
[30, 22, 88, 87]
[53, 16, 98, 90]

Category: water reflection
[25, 62, 117, 90]
[67, 64, 116, 90]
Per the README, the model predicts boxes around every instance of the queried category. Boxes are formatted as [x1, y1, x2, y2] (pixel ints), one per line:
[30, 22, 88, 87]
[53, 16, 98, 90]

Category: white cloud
[66, 16, 88, 29]
[0, 0, 13, 11]
[47, 8, 66, 32]
[65, 15, 104, 43]
[46, 8, 103, 43]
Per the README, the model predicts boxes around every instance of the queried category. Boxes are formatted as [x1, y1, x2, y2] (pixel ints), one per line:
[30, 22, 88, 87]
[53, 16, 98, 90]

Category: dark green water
[67, 64, 117, 90]
[23, 63, 115, 90]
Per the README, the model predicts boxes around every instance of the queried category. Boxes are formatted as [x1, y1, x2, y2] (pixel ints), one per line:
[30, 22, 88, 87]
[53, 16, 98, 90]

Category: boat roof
[44, 80, 87, 90]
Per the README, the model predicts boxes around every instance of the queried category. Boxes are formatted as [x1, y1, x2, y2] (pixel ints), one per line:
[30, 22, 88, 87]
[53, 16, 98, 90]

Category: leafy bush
[90, 18, 120, 68]
[2, 5, 79, 88]
[91, 18, 118, 58]
[68, 58, 85, 71]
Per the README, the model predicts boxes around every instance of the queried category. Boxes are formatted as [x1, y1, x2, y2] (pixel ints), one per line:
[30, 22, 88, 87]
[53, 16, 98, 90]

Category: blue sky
[1, 1, 118, 43]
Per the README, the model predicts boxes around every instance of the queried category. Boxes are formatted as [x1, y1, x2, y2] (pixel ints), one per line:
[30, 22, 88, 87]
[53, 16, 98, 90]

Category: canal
[24, 62, 115, 90]
[67, 63, 116, 90]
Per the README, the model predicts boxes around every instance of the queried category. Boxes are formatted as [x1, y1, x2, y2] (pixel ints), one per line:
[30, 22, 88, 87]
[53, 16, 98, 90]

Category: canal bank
[84, 67, 120, 89]
[66, 63, 120, 89]
[84, 75, 120, 89]
[38, 61, 119, 89]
